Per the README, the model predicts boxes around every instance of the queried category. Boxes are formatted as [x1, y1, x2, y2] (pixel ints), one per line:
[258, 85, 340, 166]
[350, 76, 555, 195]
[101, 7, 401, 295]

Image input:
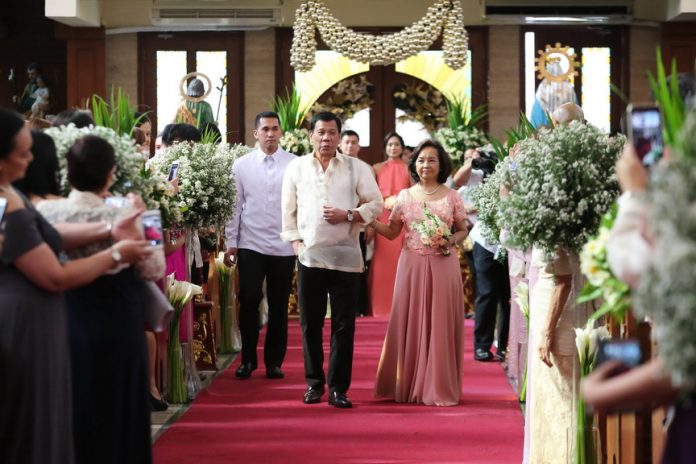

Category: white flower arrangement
[44, 123, 180, 226]
[433, 126, 488, 168]
[150, 142, 250, 228]
[496, 121, 624, 256]
[574, 323, 611, 372]
[577, 204, 631, 324]
[574, 322, 611, 463]
[634, 156, 696, 388]
[471, 160, 508, 245]
[280, 128, 312, 156]
[45, 123, 144, 196]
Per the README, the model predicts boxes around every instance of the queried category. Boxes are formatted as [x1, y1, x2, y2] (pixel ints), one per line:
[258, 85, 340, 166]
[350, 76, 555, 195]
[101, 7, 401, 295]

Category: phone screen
[167, 162, 180, 181]
[595, 339, 642, 368]
[628, 106, 663, 168]
[141, 210, 164, 246]
[0, 197, 7, 222]
[104, 196, 128, 208]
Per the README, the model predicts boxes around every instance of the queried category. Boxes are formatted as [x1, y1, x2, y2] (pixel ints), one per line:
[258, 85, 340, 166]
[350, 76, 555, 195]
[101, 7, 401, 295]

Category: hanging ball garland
[290, 0, 469, 72]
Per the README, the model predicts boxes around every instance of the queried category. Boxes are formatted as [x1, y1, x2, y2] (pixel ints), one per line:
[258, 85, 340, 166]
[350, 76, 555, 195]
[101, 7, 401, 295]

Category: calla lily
[514, 282, 529, 319]
[166, 273, 202, 310]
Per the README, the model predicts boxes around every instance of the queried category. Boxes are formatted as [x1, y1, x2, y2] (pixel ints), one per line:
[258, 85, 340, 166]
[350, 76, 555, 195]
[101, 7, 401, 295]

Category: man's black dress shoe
[235, 363, 256, 379]
[150, 393, 168, 412]
[474, 348, 494, 362]
[266, 366, 285, 379]
[328, 391, 352, 409]
[495, 350, 506, 362]
[303, 387, 323, 404]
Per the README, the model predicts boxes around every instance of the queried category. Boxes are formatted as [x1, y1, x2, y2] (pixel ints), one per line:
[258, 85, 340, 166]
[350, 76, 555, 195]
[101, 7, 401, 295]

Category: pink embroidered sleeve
[451, 191, 467, 224]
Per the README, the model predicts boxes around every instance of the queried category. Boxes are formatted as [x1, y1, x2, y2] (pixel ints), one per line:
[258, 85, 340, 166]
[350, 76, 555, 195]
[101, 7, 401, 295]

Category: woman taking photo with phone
[38, 135, 163, 464]
[0, 107, 152, 464]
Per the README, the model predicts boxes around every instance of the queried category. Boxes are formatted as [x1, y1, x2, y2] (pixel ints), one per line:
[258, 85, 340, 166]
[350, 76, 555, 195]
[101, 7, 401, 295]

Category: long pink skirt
[374, 249, 465, 406]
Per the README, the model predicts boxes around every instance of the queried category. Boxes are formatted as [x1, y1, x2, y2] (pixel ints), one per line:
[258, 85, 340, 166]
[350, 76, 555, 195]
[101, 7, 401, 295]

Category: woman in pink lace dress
[368, 132, 412, 316]
[371, 140, 469, 406]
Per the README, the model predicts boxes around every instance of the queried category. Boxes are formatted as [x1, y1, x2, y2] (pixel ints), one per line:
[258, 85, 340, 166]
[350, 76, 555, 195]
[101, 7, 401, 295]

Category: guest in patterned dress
[38, 135, 163, 464]
[371, 140, 469, 406]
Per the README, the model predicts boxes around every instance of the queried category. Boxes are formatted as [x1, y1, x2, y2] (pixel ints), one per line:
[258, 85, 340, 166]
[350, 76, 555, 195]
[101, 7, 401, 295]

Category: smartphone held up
[141, 209, 164, 247]
[595, 339, 642, 372]
[626, 104, 663, 169]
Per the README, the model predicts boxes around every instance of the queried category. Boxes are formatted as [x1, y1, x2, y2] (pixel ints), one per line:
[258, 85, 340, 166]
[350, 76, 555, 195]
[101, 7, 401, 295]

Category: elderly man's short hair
[551, 103, 585, 125]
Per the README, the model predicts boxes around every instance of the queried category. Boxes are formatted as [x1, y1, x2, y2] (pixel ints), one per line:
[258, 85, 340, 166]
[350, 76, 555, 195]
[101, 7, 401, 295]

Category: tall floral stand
[209, 254, 241, 355]
[183, 228, 203, 397]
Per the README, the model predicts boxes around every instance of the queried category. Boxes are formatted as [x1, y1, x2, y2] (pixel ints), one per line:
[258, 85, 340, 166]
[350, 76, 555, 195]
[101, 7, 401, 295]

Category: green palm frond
[648, 48, 687, 154]
[88, 87, 145, 136]
[271, 86, 311, 132]
[444, 93, 487, 131]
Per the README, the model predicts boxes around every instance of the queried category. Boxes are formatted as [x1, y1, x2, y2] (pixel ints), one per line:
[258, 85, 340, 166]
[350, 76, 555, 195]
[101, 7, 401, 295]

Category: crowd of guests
[2, 71, 695, 464]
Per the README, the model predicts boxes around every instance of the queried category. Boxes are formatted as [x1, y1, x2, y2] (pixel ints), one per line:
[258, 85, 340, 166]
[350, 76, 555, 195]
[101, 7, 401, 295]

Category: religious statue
[530, 43, 579, 128]
[176, 74, 215, 129]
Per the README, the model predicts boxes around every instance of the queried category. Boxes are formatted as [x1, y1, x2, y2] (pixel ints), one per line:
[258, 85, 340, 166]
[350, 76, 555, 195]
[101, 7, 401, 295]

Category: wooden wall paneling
[661, 22, 696, 73]
[55, 25, 106, 109]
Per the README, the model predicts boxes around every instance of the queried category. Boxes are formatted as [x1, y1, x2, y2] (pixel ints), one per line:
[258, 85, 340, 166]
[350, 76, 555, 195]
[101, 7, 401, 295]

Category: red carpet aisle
[153, 318, 523, 464]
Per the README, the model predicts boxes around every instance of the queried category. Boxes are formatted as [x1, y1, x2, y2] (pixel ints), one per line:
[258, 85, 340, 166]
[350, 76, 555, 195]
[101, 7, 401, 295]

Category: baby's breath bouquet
[634, 156, 696, 388]
[45, 123, 144, 196]
[433, 126, 488, 168]
[45, 123, 179, 225]
[471, 161, 509, 245]
[151, 142, 250, 228]
[497, 121, 624, 256]
[412, 206, 452, 256]
[280, 128, 312, 156]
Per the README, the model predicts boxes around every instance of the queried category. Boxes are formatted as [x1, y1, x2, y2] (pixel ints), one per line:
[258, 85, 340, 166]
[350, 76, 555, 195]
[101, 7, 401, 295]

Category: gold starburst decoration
[535, 42, 580, 83]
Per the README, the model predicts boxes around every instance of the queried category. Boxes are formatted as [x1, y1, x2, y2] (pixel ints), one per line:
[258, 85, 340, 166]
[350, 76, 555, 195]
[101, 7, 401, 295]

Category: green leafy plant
[444, 93, 487, 131]
[88, 87, 146, 136]
[271, 86, 311, 132]
[488, 112, 537, 160]
[200, 125, 222, 144]
[648, 48, 687, 154]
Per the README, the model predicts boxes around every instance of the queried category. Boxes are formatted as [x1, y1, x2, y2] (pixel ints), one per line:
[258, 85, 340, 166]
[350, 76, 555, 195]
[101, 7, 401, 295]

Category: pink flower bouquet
[413, 206, 452, 256]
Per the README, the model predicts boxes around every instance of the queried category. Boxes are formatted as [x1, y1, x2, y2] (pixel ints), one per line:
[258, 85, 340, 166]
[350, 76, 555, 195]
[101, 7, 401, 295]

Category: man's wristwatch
[110, 246, 123, 264]
[346, 210, 354, 222]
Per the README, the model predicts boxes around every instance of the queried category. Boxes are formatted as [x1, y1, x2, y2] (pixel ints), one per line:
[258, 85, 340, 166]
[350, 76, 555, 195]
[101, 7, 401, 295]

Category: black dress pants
[298, 263, 359, 394]
[472, 242, 511, 354]
[356, 231, 369, 315]
[237, 249, 295, 369]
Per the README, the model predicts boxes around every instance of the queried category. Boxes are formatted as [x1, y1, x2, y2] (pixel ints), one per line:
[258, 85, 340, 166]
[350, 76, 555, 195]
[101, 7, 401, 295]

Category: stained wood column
[55, 24, 105, 108]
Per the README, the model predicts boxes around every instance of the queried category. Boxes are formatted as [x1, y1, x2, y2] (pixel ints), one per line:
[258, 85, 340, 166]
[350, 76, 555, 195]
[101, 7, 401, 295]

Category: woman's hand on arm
[449, 219, 469, 246]
[369, 219, 403, 240]
[13, 239, 153, 293]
